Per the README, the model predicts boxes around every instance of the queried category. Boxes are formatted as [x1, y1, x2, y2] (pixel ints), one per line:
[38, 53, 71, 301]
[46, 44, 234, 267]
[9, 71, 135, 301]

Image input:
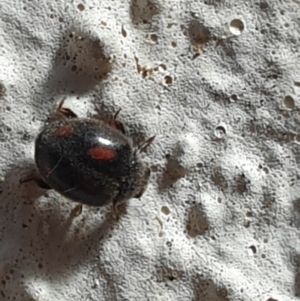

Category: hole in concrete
[284, 95, 295, 109]
[161, 206, 170, 215]
[77, 3, 85, 11]
[229, 19, 244, 35]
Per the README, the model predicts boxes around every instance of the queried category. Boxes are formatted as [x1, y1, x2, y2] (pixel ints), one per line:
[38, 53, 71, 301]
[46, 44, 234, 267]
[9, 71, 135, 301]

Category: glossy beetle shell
[35, 117, 150, 207]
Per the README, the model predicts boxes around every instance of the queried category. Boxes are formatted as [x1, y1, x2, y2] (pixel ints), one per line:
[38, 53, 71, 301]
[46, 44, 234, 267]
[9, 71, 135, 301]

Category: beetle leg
[134, 187, 146, 198]
[109, 109, 126, 134]
[20, 176, 51, 190]
[70, 204, 83, 218]
[112, 199, 120, 221]
[135, 136, 155, 154]
[56, 98, 78, 119]
[134, 168, 150, 198]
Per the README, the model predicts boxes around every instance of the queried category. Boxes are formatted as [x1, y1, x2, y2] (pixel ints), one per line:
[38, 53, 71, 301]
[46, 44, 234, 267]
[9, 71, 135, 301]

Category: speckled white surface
[0, 0, 300, 300]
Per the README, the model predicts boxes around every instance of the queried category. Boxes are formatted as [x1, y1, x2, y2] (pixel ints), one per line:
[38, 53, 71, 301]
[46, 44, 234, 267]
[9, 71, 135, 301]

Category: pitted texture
[0, 0, 299, 300]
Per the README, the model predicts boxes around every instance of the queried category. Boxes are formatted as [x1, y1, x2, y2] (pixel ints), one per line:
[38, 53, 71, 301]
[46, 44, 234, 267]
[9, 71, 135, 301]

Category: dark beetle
[33, 98, 154, 209]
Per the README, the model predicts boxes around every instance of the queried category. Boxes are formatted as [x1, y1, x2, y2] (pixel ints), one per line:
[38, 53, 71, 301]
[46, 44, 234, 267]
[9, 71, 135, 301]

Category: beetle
[29, 98, 154, 214]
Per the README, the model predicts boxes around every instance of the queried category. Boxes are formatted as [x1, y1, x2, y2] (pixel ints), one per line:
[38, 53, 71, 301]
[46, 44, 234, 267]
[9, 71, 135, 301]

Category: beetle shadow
[42, 28, 112, 98]
[0, 161, 46, 300]
[0, 161, 127, 300]
[36, 202, 128, 277]
[0, 160, 44, 206]
[158, 154, 188, 192]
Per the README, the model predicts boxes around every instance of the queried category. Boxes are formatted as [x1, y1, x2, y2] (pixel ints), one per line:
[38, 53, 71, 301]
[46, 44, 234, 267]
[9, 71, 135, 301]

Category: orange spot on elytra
[88, 147, 117, 161]
[55, 124, 74, 137]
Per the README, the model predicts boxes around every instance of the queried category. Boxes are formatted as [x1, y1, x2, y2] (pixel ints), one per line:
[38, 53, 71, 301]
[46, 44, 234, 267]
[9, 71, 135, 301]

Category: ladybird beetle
[33, 98, 155, 210]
